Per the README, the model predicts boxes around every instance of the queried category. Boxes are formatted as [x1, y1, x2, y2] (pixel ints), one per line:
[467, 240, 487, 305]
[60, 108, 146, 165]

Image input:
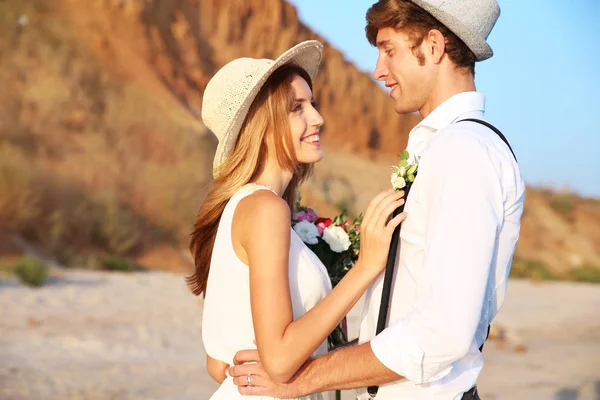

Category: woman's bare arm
[232, 189, 405, 383]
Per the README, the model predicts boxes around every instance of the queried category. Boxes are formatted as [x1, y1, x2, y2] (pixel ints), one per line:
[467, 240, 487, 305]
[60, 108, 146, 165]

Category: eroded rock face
[76, 0, 417, 155]
[4, 0, 598, 276]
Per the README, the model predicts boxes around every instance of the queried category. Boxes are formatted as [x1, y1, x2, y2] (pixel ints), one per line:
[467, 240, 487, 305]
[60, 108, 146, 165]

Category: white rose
[390, 174, 406, 190]
[293, 220, 320, 245]
[322, 226, 351, 253]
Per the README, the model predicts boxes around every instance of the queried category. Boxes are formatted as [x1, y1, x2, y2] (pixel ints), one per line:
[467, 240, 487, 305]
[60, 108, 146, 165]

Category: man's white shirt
[358, 92, 525, 399]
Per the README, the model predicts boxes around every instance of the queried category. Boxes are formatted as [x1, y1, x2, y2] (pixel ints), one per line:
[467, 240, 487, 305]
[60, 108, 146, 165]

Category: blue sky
[287, 0, 600, 197]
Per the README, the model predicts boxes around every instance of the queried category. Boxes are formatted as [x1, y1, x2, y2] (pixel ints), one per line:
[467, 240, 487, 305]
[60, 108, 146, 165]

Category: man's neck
[419, 69, 476, 118]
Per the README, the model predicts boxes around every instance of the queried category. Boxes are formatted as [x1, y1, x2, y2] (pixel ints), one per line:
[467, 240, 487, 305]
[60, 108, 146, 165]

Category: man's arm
[229, 342, 403, 398]
[293, 342, 403, 392]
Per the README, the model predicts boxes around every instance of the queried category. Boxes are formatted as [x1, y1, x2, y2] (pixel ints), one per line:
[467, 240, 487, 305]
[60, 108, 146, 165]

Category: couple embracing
[189, 0, 524, 399]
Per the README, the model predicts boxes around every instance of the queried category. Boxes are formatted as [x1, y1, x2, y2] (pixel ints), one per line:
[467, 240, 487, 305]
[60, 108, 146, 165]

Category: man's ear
[425, 29, 446, 64]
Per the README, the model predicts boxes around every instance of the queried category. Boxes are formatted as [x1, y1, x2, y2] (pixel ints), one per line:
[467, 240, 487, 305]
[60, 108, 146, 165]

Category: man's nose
[373, 55, 388, 81]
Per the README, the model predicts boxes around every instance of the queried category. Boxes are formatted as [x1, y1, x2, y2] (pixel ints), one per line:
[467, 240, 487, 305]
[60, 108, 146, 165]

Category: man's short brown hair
[366, 0, 476, 74]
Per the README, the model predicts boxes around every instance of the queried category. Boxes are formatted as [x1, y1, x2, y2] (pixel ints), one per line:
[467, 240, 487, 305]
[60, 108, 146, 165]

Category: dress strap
[220, 183, 280, 251]
[239, 183, 279, 197]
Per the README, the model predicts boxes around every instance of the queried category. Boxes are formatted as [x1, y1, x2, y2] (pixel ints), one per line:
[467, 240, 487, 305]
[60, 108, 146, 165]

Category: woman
[188, 41, 406, 399]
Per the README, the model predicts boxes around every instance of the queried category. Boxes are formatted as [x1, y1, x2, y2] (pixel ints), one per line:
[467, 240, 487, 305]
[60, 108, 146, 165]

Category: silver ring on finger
[246, 374, 252, 386]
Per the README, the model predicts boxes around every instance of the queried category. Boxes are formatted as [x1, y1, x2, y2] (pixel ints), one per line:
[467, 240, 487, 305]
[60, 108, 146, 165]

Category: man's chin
[394, 102, 420, 115]
[390, 95, 419, 115]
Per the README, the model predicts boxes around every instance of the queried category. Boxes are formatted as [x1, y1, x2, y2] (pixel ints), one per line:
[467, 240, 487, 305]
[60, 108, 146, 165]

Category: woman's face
[288, 74, 324, 164]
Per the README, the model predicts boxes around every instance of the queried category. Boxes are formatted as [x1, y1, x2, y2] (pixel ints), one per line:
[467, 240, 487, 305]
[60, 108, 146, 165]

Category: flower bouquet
[291, 202, 362, 349]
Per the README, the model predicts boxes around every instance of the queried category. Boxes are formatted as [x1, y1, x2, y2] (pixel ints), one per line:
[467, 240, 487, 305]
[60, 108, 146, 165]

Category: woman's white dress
[202, 183, 332, 400]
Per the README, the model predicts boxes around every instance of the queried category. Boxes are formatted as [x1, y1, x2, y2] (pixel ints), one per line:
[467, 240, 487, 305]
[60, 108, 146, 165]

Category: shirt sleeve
[370, 131, 504, 384]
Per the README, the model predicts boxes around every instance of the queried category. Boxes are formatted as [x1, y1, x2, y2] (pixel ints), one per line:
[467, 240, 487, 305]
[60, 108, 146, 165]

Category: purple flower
[294, 208, 318, 223]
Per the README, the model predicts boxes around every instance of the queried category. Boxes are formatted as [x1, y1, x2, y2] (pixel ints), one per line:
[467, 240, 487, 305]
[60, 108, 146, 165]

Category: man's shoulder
[424, 119, 525, 199]
[427, 122, 490, 157]
[430, 119, 515, 164]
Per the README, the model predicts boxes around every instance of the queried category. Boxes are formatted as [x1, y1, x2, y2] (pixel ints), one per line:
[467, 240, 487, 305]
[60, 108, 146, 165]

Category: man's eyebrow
[376, 39, 391, 48]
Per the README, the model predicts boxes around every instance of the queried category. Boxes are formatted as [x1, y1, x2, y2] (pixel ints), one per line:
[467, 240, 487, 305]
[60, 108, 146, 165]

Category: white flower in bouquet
[293, 220, 320, 245]
[322, 226, 351, 253]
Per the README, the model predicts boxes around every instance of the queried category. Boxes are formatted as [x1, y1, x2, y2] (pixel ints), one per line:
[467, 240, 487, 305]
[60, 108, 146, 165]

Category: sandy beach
[1, 270, 599, 400]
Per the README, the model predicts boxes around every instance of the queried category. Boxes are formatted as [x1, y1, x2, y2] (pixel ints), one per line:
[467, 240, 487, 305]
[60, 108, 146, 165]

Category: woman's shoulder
[236, 188, 290, 224]
[233, 187, 291, 251]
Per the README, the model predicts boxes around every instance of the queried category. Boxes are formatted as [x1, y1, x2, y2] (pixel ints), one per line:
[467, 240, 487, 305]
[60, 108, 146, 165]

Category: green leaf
[399, 160, 408, 168]
[399, 149, 410, 161]
[407, 164, 418, 175]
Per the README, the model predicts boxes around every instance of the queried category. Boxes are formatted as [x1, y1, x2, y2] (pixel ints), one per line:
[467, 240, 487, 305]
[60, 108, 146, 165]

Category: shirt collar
[412, 91, 486, 133]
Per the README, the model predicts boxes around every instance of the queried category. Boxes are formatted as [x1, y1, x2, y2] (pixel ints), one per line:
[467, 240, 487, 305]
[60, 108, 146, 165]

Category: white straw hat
[410, 0, 500, 61]
[202, 40, 324, 177]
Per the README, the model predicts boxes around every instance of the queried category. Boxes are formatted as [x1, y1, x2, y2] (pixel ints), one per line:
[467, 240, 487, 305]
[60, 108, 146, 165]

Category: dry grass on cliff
[0, 1, 213, 267]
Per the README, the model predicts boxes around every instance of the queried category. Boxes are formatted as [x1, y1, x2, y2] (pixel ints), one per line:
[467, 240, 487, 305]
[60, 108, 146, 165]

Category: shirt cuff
[370, 325, 453, 384]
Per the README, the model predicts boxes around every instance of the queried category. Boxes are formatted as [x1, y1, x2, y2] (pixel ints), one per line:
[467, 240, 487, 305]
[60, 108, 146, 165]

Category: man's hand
[229, 349, 298, 398]
[229, 342, 401, 396]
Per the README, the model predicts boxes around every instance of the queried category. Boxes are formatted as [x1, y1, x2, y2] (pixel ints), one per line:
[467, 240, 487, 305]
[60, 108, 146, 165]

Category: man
[229, 0, 525, 398]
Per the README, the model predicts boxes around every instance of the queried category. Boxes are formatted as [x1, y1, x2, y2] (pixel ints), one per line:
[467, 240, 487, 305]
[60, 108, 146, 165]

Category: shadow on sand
[554, 380, 600, 400]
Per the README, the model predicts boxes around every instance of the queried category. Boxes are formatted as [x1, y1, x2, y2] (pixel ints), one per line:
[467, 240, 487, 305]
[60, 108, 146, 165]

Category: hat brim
[212, 41, 323, 177]
[411, 0, 493, 61]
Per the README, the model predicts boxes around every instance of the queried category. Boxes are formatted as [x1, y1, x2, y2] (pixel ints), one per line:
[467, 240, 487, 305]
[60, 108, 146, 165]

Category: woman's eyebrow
[294, 97, 314, 102]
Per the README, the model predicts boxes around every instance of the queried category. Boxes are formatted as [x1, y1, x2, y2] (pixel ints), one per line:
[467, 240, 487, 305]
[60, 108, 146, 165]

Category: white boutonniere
[390, 150, 419, 191]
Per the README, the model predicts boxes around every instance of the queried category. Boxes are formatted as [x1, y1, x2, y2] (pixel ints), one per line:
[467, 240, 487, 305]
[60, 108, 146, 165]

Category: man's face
[373, 27, 437, 115]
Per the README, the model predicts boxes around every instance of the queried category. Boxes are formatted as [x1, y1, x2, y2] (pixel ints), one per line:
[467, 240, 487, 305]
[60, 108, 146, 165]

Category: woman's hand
[207, 355, 230, 384]
[356, 189, 407, 275]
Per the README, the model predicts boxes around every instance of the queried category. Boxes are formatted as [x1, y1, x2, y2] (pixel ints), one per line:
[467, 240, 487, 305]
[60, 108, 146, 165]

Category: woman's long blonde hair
[187, 65, 315, 297]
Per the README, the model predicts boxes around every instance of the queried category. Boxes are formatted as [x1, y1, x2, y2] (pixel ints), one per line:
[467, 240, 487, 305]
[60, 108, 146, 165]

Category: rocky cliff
[61, 0, 419, 155]
[0, 0, 598, 279]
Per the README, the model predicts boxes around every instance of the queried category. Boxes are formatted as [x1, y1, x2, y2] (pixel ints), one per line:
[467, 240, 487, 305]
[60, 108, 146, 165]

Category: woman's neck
[252, 165, 293, 197]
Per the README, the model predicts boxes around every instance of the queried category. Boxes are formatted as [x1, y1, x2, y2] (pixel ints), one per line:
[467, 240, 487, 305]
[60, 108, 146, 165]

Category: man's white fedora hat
[410, 0, 500, 61]
[202, 40, 323, 177]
